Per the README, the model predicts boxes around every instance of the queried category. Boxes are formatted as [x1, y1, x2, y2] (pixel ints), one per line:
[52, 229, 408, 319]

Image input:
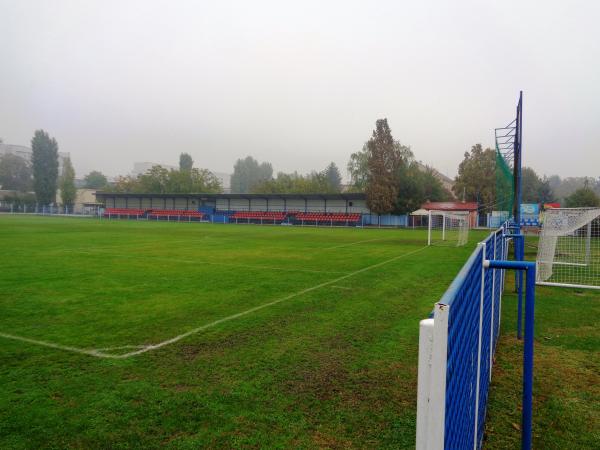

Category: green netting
[495, 145, 514, 218]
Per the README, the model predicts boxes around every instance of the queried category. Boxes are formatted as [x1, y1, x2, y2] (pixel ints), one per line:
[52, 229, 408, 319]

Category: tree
[59, 157, 77, 209]
[31, 130, 59, 205]
[167, 168, 221, 193]
[453, 144, 495, 211]
[347, 145, 369, 192]
[547, 176, 591, 203]
[0, 154, 32, 191]
[179, 153, 193, 172]
[365, 119, 406, 214]
[104, 165, 222, 194]
[538, 176, 556, 204]
[521, 167, 543, 203]
[137, 165, 171, 193]
[564, 184, 600, 207]
[109, 175, 138, 193]
[230, 156, 273, 193]
[395, 163, 452, 214]
[323, 162, 342, 192]
[83, 170, 108, 189]
[251, 171, 329, 194]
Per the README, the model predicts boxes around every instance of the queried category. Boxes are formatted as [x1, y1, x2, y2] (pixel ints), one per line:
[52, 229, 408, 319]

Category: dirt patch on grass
[312, 430, 354, 449]
[285, 354, 350, 401]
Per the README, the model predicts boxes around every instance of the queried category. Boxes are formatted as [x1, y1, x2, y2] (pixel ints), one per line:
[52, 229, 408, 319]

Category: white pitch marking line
[0, 332, 116, 359]
[91, 345, 148, 352]
[330, 285, 353, 290]
[0, 245, 430, 359]
[324, 238, 385, 250]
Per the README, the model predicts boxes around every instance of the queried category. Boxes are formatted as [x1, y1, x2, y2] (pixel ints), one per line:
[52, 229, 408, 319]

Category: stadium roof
[95, 192, 366, 201]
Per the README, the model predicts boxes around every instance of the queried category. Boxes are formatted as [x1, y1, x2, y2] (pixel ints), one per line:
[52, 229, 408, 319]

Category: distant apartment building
[0, 143, 71, 172]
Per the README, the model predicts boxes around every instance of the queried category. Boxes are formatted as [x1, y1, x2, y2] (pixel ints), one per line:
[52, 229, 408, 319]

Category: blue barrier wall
[362, 214, 408, 227]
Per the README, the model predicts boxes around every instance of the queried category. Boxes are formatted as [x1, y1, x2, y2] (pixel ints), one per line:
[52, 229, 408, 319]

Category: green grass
[0, 216, 598, 449]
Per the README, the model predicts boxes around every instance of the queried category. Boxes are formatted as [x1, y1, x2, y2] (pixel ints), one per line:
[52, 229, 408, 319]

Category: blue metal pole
[522, 262, 535, 450]
[485, 259, 535, 450]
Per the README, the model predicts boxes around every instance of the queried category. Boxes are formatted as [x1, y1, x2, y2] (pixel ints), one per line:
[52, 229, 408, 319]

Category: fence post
[427, 211, 432, 246]
[473, 242, 486, 448]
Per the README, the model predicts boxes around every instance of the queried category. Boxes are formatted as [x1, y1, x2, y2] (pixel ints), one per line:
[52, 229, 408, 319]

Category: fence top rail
[437, 225, 505, 308]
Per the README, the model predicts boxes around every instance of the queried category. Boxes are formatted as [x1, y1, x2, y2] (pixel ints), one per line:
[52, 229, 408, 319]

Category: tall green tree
[365, 119, 406, 214]
[167, 168, 222, 193]
[137, 165, 171, 193]
[230, 156, 273, 193]
[538, 176, 556, 204]
[564, 185, 600, 207]
[59, 157, 77, 209]
[83, 170, 108, 189]
[323, 162, 342, 192]
[347, 144, 369, 192]
[179, 153, 193, 172]
[31, 130, 59, 205]
[453, 144, 495, 211]
[395, 163, 452, 214]
[521, 166, 542, 203]
[0, 154, 32, 191]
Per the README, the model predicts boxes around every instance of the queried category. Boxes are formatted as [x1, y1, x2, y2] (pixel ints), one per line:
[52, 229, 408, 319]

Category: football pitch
[1, 216, 598, 448]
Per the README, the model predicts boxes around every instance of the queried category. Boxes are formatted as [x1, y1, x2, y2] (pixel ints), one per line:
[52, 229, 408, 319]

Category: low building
[55, 188, 99, 213]
[95, 192, 369, 214]
[421, 201, 479, 227]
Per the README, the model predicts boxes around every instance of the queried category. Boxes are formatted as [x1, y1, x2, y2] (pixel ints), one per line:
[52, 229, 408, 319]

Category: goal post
[428, 210, 469, 247]
[536, 207, 600, 289]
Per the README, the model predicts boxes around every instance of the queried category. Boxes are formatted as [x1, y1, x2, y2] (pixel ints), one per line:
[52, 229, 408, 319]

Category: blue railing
[417, 223, 535, 450]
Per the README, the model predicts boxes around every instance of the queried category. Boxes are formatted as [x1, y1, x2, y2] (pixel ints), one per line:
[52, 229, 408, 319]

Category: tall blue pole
[522, 262, 536, 450]
[485, 258, 535, 450]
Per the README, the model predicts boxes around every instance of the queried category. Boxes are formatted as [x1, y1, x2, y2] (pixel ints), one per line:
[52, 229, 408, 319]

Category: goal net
[536, 207, 600, 289]
[427, 211, 469, 247]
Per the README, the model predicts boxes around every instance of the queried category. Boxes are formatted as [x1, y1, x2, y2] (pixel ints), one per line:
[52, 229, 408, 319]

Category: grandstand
[96, 193, 371, 227]
[95, 192, 369, 214]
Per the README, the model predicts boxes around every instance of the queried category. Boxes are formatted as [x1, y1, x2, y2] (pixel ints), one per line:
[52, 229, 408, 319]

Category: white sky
[1, 0, 599, 179]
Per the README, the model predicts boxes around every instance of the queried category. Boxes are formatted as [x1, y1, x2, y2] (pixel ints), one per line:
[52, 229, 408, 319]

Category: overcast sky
[1, 0, 599, 180]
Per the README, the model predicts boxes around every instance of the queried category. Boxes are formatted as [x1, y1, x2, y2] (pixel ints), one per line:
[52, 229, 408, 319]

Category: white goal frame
[427, 210, 469, 247]
[536, 207, 600, 290]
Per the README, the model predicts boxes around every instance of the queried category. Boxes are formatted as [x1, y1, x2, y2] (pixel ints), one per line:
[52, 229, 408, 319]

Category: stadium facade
[95, 192, 369, 213]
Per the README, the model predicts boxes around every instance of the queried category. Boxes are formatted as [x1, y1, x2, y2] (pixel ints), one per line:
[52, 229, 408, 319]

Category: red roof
[422, 201, 478, 211]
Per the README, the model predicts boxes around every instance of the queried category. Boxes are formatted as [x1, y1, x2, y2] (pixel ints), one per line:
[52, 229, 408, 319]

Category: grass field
[0, 215, 598, 448]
